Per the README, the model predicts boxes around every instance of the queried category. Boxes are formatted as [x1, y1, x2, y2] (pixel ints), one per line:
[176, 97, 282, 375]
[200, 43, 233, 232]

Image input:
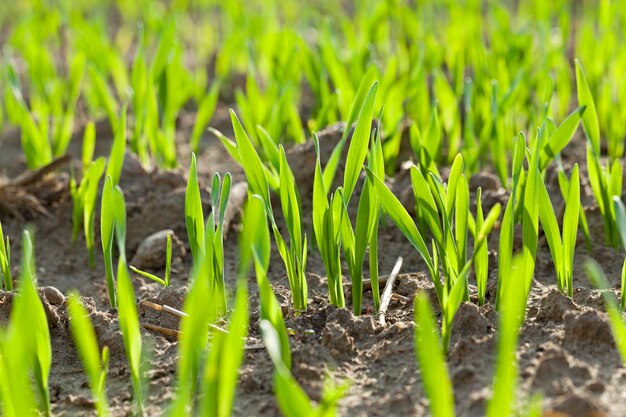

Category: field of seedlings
[2, 1, 626, 416]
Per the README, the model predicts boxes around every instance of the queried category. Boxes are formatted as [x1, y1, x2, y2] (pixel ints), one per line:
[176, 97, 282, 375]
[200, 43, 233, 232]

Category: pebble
[41, 286, 65, 305]
[131, 230, 184, 270]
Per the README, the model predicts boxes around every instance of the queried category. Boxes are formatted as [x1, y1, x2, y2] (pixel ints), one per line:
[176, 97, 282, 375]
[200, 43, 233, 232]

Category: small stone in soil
[131, 229, 185, 270]
[40, 286, 65, 305]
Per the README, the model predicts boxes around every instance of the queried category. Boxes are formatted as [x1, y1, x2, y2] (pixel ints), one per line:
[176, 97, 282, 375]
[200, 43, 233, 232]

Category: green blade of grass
[116, 258, 144, 415]
[343, 82, 378, 203]
[575, 60, 601, 155]
[14, 230, 51, 416]
[191, 81, 221, 153]
[562, 165, 580, 296]
[365, 167, 437, 292]
[414, 293, 455, 417]
[185, 153, 205, 265]
[486, 255, 528, 417]
[230, 109, 271, 206]
[105, 105, 127, 186]
[100, 176, 116, 308]
[67, 293, 110, 417]
[585, 260, 626, 364]
[540, 106, 585, 170]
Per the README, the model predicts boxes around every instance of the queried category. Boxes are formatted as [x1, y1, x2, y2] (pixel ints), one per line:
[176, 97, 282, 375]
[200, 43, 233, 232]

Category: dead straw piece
[378, 257, 403, 326]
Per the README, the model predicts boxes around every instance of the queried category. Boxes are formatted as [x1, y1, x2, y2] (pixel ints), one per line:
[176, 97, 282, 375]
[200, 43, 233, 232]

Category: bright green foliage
[554, 158, 592, 250]
[82, 121, 96, 168]
[0, 221, 12, 290]
[130, 233, 173, 287]
[191, 81, 221, 153]
[496, 134, 525, 309]
[230, 110, 272, 204]
[171, 254, 214, 416]
[106, 105, 127, 186]
[87, 65, 118, 130]
[365, 129, 385, 311]
[313, 135, 345, 308]
[539, 106, 585, 171]
[274, 146, 308, 311]
[204, 172, 232, 315]
[72, 157, 106, 268]
[585, 260, 626, 365]
[200, 274, 248, 417]
[260, 321, 348, 417]
[367, 155, 500, 350]
[116, 258, 145, 415]
[521, 131, 541, 296]
[224, 112, 308, 311]
[100, 177, 128, 309]
[0, 328, 39, 417]
[185, 153, 205, 264]
[413, 105, 443, 176]
[114, 186, 127, 259]
[247, 195, 291, 368]
[336, 83, 383, 315]
[537, 164, 580, 296]
[311, 80, 382, 313]
[19, 230, 52, 416]
[184, 154, 231, 314]
[576, 60, 622, 248]
[67, 293, 110, 417]
[100, 176, 117, 308]
[486, 256, 531, 417]
[322, 66, 378, 189]
[340, 115, 386, 314]
[612, 196, 626, 311]
[413, 293, 455, 417]
[474, 188, 488, 305]
[0, 230, 51, 417]
[342, 82, 378, 202]
[496, 132, 541, 308]
[3, 60, 53, 169]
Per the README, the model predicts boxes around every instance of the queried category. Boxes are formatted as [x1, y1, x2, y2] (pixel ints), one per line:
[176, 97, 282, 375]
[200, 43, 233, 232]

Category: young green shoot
[414, 293, 455, 417]
[585, 260, 626, 365]
[67, 293, 110, 417]
[184, 153, 232, 315]
[227, 111, 308, 311]
[576, 60, 622, 248]
[116, 258, 145, 415]
[106, 105, 127, 186]
[190, 81, 221, 153]
[101, 176, 117, 308]
[185, 153, 205, 265]
[367, 158, 500, 351]
[537, 164, 580, 296]
[199, 194, 252, 417]
[611, 196, 626, 311]
[0, 220, 12, 290]
[0, 230, 51, 417]
[486, 256, 530, 417]
[72, 157, 107, 268]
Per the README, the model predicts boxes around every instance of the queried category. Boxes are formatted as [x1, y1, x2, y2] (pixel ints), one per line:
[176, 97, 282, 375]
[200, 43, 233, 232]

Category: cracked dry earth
[1, 111, 626, 416]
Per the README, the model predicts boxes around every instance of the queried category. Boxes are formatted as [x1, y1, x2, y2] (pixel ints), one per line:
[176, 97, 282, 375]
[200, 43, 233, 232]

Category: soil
[1, 105, 625, 417]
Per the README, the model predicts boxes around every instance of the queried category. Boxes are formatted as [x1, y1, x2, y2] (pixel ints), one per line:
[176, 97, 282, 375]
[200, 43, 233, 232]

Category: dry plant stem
[143, 323, 180, 338]
[10, 155, 71, 187]
[140, 300, 230, 334]
[0, 155, 71, 218]
[378, 257, 403, 326]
